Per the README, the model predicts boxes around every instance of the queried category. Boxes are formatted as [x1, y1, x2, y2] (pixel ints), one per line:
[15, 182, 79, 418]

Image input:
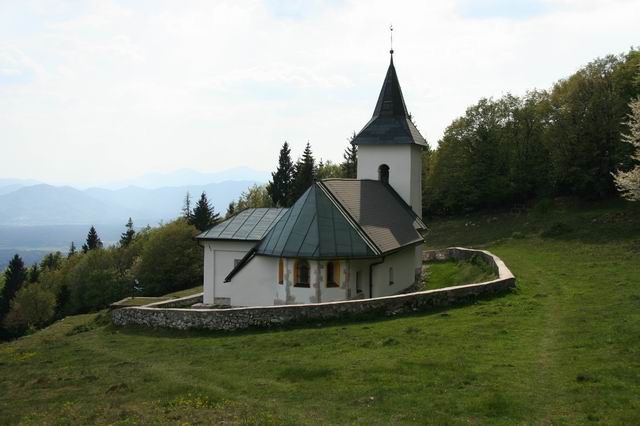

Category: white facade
[356, 143, 423, 218]
[202, 241, 420, 307]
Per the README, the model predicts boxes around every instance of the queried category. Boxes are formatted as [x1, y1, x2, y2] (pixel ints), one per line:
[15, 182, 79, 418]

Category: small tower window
[294, 260, 310, 288]
[378, 164, 390, 184]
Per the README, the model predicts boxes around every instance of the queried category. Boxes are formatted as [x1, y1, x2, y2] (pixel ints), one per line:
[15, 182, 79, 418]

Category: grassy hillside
[0, 200, 639, 424]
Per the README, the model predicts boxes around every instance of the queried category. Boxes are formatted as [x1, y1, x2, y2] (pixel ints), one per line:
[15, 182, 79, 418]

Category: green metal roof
[256, 184, 378, 259]
[196, 208, 288, 241]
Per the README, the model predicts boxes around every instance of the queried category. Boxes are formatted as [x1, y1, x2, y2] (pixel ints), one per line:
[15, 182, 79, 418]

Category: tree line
[225, 135, 358, 215]
[423, 49, 640, 215]
[0, 189, 228, 340]
[0, 217, 204, 340]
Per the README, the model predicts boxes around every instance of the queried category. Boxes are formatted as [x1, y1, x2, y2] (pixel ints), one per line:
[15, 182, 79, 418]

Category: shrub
[132, 220, 203, 296]
[65, 249, 130, 314]
[3, 284, 56, 334]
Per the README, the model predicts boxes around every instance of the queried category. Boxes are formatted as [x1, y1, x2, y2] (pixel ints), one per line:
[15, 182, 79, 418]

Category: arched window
[278, 258, 284, 284]
[388, 267, 394, 286]
[326, 261, 340, 288]
[294, 260, 310, 288]
[378, 164, 390, 184]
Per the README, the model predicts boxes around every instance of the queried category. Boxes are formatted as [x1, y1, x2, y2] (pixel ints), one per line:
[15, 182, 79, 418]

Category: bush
[3, 284, 56, 334]
[132, 220, 202, 296]
[65, 249, 130, 314]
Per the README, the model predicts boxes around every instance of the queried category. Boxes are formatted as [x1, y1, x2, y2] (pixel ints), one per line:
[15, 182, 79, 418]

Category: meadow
[0, 199, 639, 425]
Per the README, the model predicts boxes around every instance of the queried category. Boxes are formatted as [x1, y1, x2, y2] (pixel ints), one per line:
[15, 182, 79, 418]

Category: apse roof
[256, 184, 377, 259]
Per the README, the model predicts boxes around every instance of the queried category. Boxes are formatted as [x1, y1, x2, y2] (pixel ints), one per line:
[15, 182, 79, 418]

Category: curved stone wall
[111, 247, 516, 331]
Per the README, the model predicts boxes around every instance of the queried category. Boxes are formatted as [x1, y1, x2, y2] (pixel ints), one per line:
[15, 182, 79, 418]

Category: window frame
[294, 260, 311, 288]
[325, 261, 340, 288]
[278, 258, 284, 285]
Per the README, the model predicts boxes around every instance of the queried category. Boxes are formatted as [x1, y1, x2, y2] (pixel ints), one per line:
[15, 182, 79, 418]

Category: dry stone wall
[111, 247, 516, 332]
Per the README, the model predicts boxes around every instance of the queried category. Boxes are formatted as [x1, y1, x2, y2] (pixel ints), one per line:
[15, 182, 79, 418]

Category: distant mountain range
[0, 181, 260, 226]
[0, 167, 270, 268]
[101, 166, 271, 190]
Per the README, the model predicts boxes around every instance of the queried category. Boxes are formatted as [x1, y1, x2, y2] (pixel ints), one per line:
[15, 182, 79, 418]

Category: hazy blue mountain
[0, 178, 261, 268]
[0, 178, 42, 196]
[0, 180, 259, 226]
[84, 180, 258, 224]
[0, 178, 42, 187]
[103, 167, 270, 189]
[0, 185, 136, 226]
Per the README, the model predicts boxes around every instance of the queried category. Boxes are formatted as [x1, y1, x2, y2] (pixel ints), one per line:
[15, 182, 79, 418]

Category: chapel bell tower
[353, 48, 427, 218]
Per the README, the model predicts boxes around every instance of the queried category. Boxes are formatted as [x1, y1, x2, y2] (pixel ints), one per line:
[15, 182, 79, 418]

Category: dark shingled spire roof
[353, 53, 427, 146]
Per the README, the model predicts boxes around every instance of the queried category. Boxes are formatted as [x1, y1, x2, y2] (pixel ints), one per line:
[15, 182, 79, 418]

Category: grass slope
[424, 259, 497, 290]
[1, 200, 639, 424]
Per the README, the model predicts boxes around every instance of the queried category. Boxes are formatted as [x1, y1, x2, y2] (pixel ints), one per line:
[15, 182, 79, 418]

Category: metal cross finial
[389, 24, 394, 55]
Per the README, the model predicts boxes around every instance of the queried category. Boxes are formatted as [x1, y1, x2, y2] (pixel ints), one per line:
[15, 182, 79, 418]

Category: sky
[1, 0, 639, 187]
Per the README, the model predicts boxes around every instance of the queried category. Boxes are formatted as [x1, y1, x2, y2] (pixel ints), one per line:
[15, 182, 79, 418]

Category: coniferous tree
[68, 241, 76, 257]
[0, 254, 27, 327]
[267, 141, 295, 207]
[120, 217, 136, 247]
[182, 192, 193, 221]
[28, 263, 40, 284]
[341, 132, 358, 178]
[82, 226, 102, 253]
[291, 142, 315, 201]
[190, 192, 220, 232]
[40, 252, 62, 271]
[225, 201, 237, 219]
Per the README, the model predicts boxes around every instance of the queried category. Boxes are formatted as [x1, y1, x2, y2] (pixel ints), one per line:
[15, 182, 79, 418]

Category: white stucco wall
[202, 240, 257, 305]
[221, 255, 279, 306]
[204, 244, 421, 307]
[356, 144, 423, 218]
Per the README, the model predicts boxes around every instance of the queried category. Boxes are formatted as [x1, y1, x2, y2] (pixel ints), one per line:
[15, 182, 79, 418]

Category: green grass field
[1, 200, 639, 424]
[423, 258, 497, 290]
[113, 286, 203, 307]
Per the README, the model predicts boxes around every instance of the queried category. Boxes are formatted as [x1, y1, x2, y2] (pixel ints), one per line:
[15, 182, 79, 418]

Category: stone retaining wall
[111, 247, 515, 331]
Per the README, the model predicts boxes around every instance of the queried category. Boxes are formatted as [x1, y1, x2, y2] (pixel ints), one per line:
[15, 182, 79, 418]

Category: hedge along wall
[111, 247, 516, 331]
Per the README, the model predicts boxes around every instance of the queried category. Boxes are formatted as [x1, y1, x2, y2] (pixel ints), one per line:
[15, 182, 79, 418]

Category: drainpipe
[369, 258, 385, 299]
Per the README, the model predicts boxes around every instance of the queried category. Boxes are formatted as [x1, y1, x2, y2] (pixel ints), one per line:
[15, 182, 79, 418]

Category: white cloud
[0, 0, 638, 185]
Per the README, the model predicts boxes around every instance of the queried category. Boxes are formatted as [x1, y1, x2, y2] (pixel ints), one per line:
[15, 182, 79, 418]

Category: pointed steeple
[353, 52, 427, 146]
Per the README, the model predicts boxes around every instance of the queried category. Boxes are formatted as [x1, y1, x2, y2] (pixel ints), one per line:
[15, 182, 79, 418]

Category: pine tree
[341, 132, 358, 178]
[28, 263, 40, 284]
[0, 254, 27, 325]
[267, 141, 295, 207]
[82, 226, 102, 253]
[226, 201, 237, 219]
[182, 192, 193, 220]
[190, 192, 221, 232]
[119, 217, 136, 247]
[291, 142, 315, 201]
[68, 241, 76, 257]
[40, 252, 62, 270]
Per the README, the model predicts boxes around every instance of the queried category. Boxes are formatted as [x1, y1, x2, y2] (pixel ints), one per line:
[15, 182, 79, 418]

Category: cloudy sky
[1, 0, 638, 186]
